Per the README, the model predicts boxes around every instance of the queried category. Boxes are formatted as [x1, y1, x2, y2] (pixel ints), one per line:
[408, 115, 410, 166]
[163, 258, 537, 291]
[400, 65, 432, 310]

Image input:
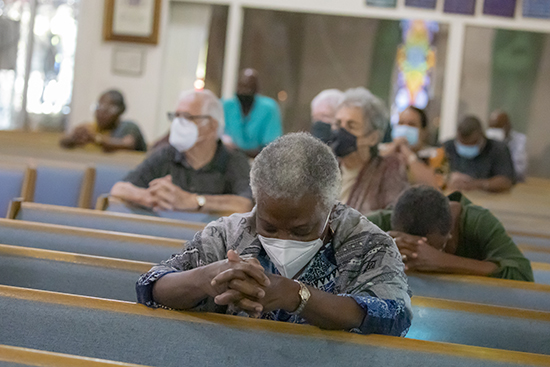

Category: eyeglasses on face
[167, 112, 212, 126]
[92, 103, 121, 114]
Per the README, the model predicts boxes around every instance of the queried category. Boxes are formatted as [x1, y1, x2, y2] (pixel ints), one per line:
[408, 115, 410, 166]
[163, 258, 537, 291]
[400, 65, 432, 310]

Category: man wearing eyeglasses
[110, 89, 253, 214]
[60, 90, 147, 152]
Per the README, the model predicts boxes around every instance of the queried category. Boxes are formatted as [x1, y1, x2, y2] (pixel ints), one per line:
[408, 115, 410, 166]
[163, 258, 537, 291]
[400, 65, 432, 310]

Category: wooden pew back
[0, 219, 184, 263]
[1, 285, 549, 367]
[9, 201, 204, 240]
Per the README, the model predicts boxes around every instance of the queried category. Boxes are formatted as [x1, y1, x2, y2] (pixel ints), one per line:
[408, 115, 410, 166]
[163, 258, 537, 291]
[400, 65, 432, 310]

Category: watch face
[197, 195, 206, 207]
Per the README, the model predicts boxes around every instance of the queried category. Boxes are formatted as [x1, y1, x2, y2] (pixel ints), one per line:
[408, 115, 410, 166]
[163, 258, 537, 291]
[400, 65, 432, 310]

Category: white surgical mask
[259, 212, 330, 279]
[486, 128, 506, 142]
[169, 118, 199, 152]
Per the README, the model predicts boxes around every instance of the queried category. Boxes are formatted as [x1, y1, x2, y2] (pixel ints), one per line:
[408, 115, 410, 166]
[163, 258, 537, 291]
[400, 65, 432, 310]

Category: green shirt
[366, 192, 534, 282]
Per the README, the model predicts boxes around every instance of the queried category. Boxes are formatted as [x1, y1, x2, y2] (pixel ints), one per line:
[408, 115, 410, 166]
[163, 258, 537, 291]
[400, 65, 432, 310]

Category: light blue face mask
[392, 124, 419, 146]
[455, 141, 481, 159]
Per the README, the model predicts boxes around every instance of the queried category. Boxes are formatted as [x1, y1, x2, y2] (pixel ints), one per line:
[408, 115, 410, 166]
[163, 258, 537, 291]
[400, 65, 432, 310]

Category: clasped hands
[206, 250, 298, 318]
[380, 137, 416, 164]
[447, 172, 479, 191]
[388, 231, 448, 272]
[140, 175, 199, 212]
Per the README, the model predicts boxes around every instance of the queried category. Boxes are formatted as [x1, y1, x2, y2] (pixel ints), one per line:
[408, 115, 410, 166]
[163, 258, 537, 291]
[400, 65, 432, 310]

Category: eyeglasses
[167, 112, 212, 126]
[93, 103, 121, 114]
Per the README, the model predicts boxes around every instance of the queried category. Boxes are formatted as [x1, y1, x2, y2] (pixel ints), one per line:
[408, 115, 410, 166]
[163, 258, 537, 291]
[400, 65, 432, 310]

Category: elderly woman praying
[136, 132, 412, 336]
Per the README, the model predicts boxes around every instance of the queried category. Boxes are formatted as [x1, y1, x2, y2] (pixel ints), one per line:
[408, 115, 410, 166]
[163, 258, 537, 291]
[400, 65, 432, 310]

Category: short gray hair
[339, 87, 388, 136]
[250, 132, 341, 210]
[178, 89, 225, 137]
[310, 89, 344, 116]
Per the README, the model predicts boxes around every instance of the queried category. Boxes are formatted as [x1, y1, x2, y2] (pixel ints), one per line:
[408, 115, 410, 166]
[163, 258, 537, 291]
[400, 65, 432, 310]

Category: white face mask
[169, 118, 199, 152]
[486, 128, 506, 142]
[258, 212, 330, 279]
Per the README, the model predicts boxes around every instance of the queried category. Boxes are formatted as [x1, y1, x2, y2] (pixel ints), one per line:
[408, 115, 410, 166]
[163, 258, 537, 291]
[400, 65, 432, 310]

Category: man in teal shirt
[222, 69, 283, 157]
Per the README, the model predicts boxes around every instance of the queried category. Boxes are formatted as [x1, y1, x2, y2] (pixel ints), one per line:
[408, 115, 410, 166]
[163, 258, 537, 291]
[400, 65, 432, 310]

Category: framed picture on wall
[103, 0, 162, 45]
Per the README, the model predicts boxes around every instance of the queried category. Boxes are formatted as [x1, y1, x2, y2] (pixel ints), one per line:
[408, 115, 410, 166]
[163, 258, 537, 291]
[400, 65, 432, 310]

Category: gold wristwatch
[196, 195, 206, 210]
[290, 280, 311, 315]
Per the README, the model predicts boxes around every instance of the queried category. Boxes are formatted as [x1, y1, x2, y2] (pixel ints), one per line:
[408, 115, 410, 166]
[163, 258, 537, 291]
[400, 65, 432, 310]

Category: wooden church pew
[407, 273, 550, 312]
[0, 244, 149, 302]
[0, 344, 151, 367]
[8, 200, 204, 241]
[1, 285, 549, 367]
[0, 163, 34, 218]
[25, 162, 96, 209]
[512, 235, 550, 248]
[99, 196, 226, 224]
[533, 262, 550, 285]
[519, 244, 550, 264]
[0, 219, 183, 263]
[406, 296, 550, 355]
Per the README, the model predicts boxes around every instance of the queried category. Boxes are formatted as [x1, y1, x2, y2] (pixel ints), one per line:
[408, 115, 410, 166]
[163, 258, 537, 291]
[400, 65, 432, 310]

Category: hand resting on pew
[388, 230, 498, 275]
[111, 175, 253, 213]
[367, 186, 533, 281]
[110, 89, 254, 214]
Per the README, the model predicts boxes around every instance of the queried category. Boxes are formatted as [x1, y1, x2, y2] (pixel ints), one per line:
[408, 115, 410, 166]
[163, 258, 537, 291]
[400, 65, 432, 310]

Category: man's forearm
[201, 195, 253, 213]
[474, 176, 513, 193]
[110, 181, 150, 206]
[438, 253, 498, 276]
[101, 135, 136, 152]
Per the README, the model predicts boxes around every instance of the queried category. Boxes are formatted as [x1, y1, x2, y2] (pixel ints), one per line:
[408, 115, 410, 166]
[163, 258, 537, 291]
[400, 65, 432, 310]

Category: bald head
[489, 110, 511, 137]
[237, 68, 259, 96]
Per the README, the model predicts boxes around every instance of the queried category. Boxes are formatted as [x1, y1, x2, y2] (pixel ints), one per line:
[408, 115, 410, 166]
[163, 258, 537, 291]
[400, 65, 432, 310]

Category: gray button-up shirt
[124, 141, 252, 199]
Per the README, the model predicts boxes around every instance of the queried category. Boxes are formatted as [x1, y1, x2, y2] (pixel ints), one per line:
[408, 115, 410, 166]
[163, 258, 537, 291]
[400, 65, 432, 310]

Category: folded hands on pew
[153, 249, 365, 330]
[388, 230, 498, 276]
[210, 250, 295, 318]
[148, 175, 199, 212]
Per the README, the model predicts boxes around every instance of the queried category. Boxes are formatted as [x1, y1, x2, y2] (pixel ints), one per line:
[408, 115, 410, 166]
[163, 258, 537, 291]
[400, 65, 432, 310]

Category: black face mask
[236, 94, 255, 112]
[331, 128, 358, 157]
[311, 121, 333, 144]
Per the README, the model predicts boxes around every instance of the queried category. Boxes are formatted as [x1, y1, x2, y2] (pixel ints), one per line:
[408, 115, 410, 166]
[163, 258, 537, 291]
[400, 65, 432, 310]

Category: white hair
[250, 132, 342, 211]
[178, 89, 225, 137]
[310, 89, 345, 116]
[339, 87, 388, 136]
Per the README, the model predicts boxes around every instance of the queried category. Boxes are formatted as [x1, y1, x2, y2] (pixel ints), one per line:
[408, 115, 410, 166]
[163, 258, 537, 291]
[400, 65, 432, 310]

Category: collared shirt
[506, 130, 527, 182]
[123, 141, 252, 199]
[136, 203, 413, 336]
[367, 192, 534, 282]
[223, 95, 283, 151]
[443, 139, 516, 183]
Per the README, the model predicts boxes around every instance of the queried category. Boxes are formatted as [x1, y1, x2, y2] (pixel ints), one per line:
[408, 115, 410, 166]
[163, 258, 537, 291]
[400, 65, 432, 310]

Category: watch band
[196, 195, 206, 210]
[290, 280, 311, 316]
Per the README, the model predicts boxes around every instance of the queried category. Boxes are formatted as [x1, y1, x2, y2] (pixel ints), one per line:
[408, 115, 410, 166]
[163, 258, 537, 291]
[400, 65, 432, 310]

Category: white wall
[459, 26, 494, 124]
[156, 3, 212, 139]
[70, 0, 171, 143]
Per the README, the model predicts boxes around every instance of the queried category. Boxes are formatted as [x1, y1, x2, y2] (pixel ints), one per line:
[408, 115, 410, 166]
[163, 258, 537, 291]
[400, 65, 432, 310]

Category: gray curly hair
[339, 87, 389, 136]
[250, 132, 342, 210]
[310, 89, 344, 116]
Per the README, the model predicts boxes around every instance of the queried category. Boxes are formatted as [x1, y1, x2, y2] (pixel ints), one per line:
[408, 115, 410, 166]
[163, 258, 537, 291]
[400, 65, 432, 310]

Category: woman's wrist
[280, 277, 301, 312]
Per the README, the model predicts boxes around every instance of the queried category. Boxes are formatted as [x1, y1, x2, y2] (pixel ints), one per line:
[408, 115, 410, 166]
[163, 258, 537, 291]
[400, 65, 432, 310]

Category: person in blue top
[222, 68, 283, 157]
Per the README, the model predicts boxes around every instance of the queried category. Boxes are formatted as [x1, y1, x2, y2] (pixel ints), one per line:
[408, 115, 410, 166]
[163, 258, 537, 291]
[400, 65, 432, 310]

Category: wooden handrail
[1, 285, 549, 366]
